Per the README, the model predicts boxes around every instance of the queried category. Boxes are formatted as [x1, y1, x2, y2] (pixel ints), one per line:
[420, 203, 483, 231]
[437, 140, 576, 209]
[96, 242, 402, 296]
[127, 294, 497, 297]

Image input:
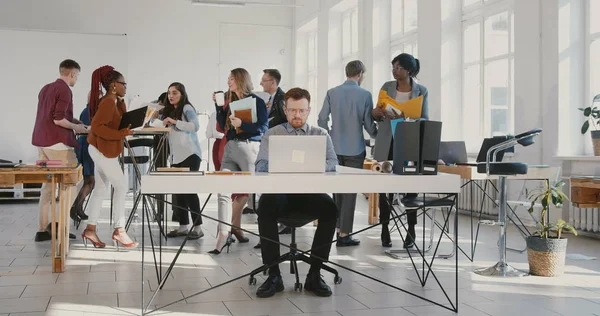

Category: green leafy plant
[527, 180, 578, 239]
[579, 94, 600, 134]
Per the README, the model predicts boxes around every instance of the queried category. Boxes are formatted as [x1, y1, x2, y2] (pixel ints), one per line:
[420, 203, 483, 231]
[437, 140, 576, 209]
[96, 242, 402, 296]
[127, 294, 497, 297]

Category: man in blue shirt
[318, 60, 377, 247]
[255, 88, 338, 298]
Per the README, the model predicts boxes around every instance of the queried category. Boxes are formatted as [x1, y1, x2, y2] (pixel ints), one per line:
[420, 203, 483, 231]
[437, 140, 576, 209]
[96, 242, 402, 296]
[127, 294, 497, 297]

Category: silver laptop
[439, 141, 468, 165]
[268, 135, 327, 173]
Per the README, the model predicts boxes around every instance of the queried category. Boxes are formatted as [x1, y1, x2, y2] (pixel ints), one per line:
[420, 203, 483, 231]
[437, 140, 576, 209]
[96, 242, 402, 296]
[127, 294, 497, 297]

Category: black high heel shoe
[208, 232, 235, 255]
[381, 225, 392, 248]
[231, 228, 249, 243]
[77, 209, 88, 220]
[70, 207, 88, 230]
[70, 207, 81, 229]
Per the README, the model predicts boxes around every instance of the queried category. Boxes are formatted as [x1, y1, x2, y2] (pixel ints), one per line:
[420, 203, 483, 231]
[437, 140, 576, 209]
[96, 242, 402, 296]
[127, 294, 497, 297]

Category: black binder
[392, 120, 443, 175]
[392, 122, 421, 175]
[420, 121, 442, 174]
[119, 106, 148, 130]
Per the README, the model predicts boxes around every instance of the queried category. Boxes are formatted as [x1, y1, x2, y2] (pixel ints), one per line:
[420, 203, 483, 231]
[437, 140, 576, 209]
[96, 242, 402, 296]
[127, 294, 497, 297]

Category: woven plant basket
[592, 131, 600, 156]
[526, 236, 568, 277]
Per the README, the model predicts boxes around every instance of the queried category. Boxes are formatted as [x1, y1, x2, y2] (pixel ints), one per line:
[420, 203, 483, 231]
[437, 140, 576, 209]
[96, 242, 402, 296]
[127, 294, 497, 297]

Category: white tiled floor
[1, 195, 600, 316]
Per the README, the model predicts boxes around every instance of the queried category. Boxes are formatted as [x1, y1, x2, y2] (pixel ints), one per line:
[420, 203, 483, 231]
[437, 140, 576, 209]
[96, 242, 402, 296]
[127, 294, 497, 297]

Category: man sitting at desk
[255, 88, 339, 298]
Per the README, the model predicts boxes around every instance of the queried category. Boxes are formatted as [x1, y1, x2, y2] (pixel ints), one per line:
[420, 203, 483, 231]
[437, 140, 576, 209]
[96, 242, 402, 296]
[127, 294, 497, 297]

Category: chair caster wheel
[294, 283, 303, 291]
[249, 277, 257, 285]
[334, 276, 342, 284]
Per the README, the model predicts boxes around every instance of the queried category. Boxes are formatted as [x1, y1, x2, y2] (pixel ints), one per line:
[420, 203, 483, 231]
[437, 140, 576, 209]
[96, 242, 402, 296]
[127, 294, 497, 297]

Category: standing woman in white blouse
[160, 82, 204, 239]
[372, 53, 428, 249]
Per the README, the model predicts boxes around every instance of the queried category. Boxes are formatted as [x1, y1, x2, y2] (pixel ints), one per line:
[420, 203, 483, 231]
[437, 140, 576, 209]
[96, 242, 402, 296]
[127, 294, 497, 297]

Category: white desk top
[140, 166, 461, 195]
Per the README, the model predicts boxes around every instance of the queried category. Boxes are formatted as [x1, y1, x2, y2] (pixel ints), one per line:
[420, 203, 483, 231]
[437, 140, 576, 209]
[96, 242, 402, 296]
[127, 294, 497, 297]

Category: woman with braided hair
[83, 65, 137, 249]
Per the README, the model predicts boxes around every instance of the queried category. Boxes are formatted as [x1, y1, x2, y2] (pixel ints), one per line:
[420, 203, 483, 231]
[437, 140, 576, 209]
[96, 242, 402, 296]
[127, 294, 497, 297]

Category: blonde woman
[210, 68, 268, 254]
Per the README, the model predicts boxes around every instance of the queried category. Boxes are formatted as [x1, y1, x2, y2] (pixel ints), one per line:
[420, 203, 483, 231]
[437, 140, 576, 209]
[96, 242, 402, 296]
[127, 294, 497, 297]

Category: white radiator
[458, 179, 498, 215]
[570, 206, 600, 233]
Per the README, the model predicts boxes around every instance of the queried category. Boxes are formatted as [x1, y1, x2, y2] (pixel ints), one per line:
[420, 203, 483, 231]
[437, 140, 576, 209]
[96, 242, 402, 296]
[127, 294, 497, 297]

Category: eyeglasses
[391, 66, 405, 72]
[116, 81, 127, 87]
[261, 79, 274, 83]
[286, 108, 308, 115]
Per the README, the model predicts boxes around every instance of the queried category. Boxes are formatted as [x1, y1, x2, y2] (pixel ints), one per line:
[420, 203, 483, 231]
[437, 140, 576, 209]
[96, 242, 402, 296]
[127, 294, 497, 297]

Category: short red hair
[284, 88, 311, 104]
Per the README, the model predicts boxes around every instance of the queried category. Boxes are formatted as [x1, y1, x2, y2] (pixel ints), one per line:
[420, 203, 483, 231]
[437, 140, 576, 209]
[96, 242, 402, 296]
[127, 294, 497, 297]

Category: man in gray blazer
[318, 60, 377, 247]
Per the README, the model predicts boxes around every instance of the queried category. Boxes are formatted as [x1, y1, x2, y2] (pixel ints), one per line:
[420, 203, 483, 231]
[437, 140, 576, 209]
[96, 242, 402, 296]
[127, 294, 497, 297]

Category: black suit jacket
[268, 87, 287, 128]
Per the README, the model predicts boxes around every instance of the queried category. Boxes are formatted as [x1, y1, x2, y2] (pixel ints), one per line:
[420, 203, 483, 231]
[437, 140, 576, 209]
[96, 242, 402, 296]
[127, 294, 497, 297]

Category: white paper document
[144, 103, 165, 127]
[229, 97, 257, 123]
[253, 91, 270, 104]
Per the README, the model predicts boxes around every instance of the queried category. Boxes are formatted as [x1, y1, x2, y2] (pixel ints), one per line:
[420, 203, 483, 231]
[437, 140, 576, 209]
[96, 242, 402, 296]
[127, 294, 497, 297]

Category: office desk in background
[0, 165, 82, 272]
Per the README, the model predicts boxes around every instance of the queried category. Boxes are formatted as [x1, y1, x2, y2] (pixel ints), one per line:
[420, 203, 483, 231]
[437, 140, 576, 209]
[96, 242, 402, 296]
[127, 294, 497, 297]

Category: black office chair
[474, 128, 542, 277]
[121, 138, 155, 170]
[385, 195, 456, 259]
[248, 217, 342, 291]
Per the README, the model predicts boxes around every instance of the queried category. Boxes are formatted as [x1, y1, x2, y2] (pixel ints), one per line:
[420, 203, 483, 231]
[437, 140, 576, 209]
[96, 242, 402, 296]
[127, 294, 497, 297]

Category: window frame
[586, 0, 600, 108]
[390, 0, 418, 41]
[389, 0, 418, 80]
[341, 7, 359, 60]
[461, 0, 514, 152]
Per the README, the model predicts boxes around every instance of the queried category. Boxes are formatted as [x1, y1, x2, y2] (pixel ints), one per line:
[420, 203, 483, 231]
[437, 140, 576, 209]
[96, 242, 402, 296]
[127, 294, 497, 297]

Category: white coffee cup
[215, 91, 225, 106]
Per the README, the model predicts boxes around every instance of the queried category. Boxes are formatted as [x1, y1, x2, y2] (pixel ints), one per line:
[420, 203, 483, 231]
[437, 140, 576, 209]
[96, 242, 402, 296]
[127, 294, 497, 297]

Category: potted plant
[526, 180, 577, 277]
[579, 94, 600, 156]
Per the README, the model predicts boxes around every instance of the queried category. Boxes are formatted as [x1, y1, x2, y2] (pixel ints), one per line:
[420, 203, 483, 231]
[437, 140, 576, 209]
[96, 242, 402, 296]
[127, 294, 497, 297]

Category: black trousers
[379, 193, 417, 227]
[257, 194, 338, 275]
[172, 154, 202, 226]
[334, 151, 366, 233]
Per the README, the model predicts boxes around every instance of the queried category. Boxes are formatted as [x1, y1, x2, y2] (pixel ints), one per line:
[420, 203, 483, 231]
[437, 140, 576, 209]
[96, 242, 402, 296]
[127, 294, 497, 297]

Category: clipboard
[119, 106, 148, 129]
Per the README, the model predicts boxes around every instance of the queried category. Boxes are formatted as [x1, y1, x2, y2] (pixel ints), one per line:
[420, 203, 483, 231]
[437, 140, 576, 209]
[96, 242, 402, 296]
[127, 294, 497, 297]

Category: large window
[342, 8, 359, 60]
[590, 0, 600, 102]
[307, 31, 318, 125]
[462, 2, 514, 152]
[391, 0, 418, 38]
[390, 0, 418, 79]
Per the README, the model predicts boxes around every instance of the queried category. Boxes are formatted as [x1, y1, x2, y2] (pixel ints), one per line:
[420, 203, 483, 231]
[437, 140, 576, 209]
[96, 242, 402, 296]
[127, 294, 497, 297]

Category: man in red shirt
[31, 59, 87, 242]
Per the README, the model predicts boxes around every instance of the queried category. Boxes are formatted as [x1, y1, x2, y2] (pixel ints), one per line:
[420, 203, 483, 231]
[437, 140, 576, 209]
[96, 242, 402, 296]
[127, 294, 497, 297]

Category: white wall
[0, 30, 128, 162]
[0, 0, 293, 163]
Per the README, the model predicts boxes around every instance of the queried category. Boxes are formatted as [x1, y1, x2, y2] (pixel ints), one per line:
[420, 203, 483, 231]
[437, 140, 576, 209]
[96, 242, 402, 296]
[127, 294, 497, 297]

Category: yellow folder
[376, 90, 423, 119]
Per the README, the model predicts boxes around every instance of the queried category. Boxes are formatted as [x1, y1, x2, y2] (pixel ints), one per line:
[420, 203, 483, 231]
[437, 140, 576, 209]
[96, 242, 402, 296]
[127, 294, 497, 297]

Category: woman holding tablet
[84, 65, 136, 249]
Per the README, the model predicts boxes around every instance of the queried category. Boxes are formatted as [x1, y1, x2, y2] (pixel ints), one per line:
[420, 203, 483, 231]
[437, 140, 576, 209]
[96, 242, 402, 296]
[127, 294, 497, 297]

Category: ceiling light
[191, 0, 245, 7]
[191, 0, 302, 8]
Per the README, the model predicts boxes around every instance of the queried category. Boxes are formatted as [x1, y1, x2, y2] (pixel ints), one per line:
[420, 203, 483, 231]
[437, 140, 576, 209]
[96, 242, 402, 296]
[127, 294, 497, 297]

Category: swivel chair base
[474, 261, 528, 277]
